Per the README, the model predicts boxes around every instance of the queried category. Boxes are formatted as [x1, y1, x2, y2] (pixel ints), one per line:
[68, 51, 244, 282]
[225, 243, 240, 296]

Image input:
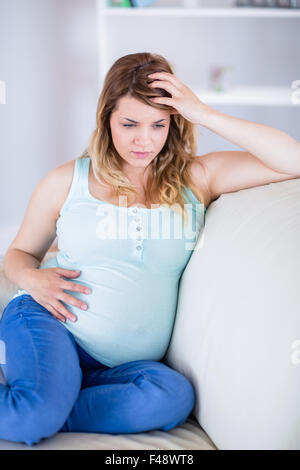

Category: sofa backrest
[164, 177, 300, 450]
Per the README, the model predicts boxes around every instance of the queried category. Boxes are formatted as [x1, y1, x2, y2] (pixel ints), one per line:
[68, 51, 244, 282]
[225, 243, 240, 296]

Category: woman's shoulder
[188, 155, 214, 209]
[50, 158, 77, 187]
[52, 157, 77, 177]
[48, 158, 77, 218]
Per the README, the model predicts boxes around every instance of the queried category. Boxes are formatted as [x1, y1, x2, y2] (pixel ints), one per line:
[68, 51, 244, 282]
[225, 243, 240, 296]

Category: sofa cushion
[0, 413, 216, 450]
[164, 177, 300, 450]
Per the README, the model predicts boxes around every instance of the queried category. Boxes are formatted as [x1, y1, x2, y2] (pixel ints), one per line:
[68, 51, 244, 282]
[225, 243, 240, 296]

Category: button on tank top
[14, 156, 206, 367]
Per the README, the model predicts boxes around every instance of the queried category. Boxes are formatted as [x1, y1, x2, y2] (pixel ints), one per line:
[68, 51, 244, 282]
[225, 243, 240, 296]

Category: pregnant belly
[60, 267, 179, 368]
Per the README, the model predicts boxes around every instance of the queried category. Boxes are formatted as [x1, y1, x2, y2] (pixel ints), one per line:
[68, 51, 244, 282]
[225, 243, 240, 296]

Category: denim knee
[4, 372, 82, 446]
[156, 370, 195, 429]
[131, 361, 196, 431]
[0, 295, 83, 446]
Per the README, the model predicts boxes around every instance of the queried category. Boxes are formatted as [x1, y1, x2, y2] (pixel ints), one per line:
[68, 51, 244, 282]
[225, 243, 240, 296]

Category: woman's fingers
[148, 72, 185, 92]
[54, 267, 81, 278]
[148, 71, 206, 124]
[58, 281, 90, 309]
[149, 79, 181, 98]
[60, 292, 88, 311]
[43, 303, 67, 323]
[51, 299, 77, 323]
[148, 72, 187, 111]
[60, 279, 91, 295]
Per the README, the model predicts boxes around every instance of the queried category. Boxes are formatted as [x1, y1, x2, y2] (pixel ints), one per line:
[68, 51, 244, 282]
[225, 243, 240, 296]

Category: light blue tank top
[14, 156, 206, 367]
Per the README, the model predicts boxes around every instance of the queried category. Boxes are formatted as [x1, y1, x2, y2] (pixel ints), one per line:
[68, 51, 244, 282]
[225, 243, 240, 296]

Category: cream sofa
[1, 177, 300, 450]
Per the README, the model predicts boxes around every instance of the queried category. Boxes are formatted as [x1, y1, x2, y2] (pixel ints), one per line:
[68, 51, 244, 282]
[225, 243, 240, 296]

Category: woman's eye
[122, 124, 165, 129]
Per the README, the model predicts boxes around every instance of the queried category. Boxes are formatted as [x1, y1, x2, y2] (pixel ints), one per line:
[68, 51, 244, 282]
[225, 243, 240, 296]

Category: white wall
[0, 0, 99, 253]
[0, 0, 299, 254]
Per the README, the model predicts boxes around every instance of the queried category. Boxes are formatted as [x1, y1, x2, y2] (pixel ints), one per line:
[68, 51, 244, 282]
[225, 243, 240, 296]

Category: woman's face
[109, 95, 171, 172]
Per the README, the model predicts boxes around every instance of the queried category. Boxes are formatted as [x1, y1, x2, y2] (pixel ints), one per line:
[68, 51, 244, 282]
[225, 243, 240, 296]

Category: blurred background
[0, 0, 299, 253]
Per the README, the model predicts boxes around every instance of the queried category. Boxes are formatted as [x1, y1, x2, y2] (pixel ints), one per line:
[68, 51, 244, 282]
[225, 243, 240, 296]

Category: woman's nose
[134, 129, 151, 145]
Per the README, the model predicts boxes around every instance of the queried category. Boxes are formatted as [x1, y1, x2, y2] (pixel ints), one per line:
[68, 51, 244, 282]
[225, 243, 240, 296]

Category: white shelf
[96, 1, 300, 107]
[103, 7, 300, 18]
[196, 86, 298, 106]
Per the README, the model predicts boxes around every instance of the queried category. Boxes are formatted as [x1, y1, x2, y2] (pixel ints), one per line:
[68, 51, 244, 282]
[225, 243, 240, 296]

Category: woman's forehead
[113, 96, 170, 121]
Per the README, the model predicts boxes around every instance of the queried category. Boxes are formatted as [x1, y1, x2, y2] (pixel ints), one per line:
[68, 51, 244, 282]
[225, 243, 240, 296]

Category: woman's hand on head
[24, 267, 91, 323]
[147, 71, 212, 126]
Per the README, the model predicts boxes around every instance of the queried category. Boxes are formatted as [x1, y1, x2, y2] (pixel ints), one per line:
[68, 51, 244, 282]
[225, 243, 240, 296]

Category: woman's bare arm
[4, 249, 41, 290]
[3, 160, 91, 322]
[3, 166, 62, 286]
[4, 159, 77, 265]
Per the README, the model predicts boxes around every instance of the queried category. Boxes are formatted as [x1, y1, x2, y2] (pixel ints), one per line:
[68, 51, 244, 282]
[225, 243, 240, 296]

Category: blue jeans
[0, 295, 195, 446]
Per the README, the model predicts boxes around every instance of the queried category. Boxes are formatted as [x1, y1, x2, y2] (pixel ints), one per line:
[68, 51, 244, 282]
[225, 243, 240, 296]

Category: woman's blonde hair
[79, 52, 204, 223]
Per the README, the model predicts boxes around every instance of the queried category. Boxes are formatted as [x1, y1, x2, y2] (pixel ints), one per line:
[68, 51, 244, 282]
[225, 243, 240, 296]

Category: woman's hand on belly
[23, 266, 91, 323]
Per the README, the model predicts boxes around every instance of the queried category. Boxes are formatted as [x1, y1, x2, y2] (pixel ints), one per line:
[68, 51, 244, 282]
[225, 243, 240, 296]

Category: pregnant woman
[1, 52, 300, 446]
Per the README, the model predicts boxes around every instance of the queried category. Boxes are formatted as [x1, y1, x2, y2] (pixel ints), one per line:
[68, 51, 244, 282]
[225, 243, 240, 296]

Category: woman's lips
[133, 152, 150, 158]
